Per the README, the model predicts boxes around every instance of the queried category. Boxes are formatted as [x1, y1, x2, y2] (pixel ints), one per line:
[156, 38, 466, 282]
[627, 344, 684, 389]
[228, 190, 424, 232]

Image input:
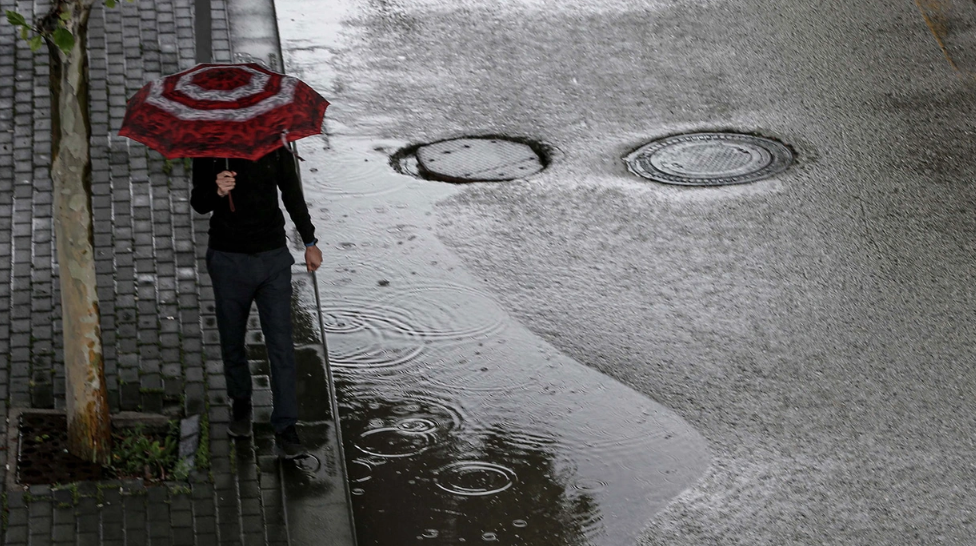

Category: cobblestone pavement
[0, 0, 322, 544]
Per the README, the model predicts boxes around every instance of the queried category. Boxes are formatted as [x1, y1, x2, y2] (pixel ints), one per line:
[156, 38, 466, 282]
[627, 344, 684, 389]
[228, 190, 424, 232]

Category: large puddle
[291, 137, 707, 545]
[276, 3, 710, 545]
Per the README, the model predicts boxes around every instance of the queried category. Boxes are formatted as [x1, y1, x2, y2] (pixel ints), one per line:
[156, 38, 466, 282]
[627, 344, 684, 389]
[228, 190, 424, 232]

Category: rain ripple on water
[322, 300, 427, 369]
[342, 395, 464, 460]
[355, 425, 438, 458]
[434, 461, 518, 497]
[375, 282, 509, 342]
[301, 141, 409, 199]
[322, 282, 509, 370]
[340, 401, 613, 546]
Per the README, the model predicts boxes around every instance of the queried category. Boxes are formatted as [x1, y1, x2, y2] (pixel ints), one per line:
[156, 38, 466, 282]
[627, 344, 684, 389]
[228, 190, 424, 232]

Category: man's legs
[206, 249, 257, 403]
[252, 247, 305, 458]
[253, 248, 299, 433]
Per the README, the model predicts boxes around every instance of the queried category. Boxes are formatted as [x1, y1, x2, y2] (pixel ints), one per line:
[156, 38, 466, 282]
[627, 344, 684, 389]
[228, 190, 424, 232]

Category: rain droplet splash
[344, 397, 462, 459]
[354, 425, 438, 458]
[340, 395, 463, 434]
[322, 302, 426, 369]
[435, 461, 518, 497]
[573, 478, 609, 492]
[397, 417, 438, 434]
[349, 458, 374, 483]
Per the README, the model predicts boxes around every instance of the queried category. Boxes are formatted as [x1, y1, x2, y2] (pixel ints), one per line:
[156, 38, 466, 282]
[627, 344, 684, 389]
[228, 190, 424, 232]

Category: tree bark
[44, 0, 112, 465]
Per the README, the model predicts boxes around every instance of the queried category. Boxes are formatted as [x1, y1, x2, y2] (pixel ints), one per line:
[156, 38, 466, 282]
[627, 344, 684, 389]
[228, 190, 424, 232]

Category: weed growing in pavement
[95, 483, 115, 505]
[169, 483, 191, 496]
[195, 406, 211, 472]
[109, 423, 180, 482]
[172, 458, 192, 482]
[138, 387, 166, 395]
[51, 482, 81, 507]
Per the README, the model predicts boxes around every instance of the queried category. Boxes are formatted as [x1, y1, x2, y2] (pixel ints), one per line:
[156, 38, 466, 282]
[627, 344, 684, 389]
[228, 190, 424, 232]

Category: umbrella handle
[224, 158, 235, 212]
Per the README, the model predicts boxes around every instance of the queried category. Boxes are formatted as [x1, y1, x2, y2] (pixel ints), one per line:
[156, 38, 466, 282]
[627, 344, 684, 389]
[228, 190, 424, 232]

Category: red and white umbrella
[119, 62, 329, 161]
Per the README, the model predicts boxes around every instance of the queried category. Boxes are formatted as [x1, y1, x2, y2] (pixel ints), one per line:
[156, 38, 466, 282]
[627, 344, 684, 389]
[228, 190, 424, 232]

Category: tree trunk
[45, 0, 112, 465]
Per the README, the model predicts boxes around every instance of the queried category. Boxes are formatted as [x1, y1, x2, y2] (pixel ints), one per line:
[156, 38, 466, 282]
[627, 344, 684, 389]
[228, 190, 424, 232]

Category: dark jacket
[191, 148, 316, 254]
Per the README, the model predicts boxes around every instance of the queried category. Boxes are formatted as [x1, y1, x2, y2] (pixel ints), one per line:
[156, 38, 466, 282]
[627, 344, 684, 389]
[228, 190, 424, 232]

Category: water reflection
[341, 409, 598, 546]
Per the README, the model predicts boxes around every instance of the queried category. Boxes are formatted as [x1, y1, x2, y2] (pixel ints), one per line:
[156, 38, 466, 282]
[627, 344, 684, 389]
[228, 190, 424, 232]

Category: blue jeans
[206, 246, 298, 433]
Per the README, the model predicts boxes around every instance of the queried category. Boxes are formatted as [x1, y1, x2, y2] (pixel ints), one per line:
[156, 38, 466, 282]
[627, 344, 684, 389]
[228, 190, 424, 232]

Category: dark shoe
[275, 425, 308, 459]
[228, 398, 252, 439]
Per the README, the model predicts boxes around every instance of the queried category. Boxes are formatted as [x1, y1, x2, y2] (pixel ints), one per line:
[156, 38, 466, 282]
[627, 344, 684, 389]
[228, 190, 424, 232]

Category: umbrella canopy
[119, 63, 329, 161]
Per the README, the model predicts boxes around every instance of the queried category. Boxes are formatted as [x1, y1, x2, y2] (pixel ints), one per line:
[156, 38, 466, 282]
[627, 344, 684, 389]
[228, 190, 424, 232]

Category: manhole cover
[413, 137, 546, 183]
[624, 132, 793, 186]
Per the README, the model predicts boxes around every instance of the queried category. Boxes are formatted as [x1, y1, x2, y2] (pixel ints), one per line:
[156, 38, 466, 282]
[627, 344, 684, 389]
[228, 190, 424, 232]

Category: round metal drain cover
[624, 132, 793, 186]
[415, 137, 546, 183]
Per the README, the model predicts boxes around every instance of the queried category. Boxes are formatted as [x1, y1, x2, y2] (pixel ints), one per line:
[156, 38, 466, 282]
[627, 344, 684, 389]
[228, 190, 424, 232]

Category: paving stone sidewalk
[0, 0, 334, 544]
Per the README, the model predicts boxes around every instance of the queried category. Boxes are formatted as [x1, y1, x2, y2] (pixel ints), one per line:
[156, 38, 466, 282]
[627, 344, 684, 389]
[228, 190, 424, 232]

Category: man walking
[191, 148, 322, 459]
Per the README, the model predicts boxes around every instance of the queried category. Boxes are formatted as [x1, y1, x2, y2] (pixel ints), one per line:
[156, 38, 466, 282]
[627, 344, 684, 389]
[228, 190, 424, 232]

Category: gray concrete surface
[228, 0, 284, 70]
[275, 0, 976, 544]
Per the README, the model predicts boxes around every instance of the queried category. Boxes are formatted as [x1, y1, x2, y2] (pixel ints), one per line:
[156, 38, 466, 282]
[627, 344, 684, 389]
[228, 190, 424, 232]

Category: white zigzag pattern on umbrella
[174, 65, 271, 102]
[145, 71, 299, 122]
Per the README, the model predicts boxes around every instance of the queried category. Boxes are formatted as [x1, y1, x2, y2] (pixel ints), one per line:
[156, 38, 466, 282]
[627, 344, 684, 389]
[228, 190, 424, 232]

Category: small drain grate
[624, 132, 793, 186]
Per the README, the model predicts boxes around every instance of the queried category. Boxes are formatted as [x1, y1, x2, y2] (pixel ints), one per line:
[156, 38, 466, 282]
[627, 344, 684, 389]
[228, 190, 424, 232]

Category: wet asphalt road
[278, 0, 976, 543]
